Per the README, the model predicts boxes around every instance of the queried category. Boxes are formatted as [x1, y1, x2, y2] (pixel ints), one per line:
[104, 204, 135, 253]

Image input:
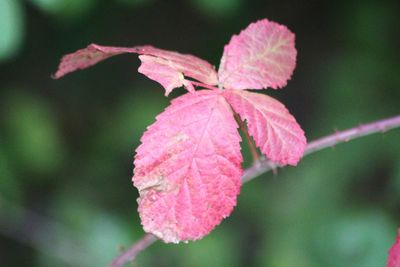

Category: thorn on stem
[264, 160, 278, 175]
[118, 245, 126, 253]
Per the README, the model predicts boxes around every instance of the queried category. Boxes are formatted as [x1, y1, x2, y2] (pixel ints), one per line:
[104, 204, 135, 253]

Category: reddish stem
[234, 113, 259, 162]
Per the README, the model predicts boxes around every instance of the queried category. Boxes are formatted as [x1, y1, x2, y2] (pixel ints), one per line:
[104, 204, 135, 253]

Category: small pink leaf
[223, 89, 306, 165]
[387, 230, 400, 267]
[54, 44, 218, 95]
[218, 19, 297, 90]
[133, 90, 242, 243]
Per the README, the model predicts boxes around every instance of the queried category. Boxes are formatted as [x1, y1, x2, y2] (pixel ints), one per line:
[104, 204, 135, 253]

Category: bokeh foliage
[0, 0, 399, 266]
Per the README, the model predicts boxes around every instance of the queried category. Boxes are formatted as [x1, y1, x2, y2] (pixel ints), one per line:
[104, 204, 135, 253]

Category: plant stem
[108, 234, 157, 267]
[304, 115, 400, 156]
[233, 113, 259, 162]
[242, 114, 400, 183]
[109, 114, 400, 267]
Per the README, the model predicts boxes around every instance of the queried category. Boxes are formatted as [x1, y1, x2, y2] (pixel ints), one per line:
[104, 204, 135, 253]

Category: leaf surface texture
[218, 19, 296, 90]
[133, 90, 242, 243]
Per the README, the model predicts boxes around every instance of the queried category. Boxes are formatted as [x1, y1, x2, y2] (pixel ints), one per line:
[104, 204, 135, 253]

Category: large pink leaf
[388, 230, 400, 267]
[223, 89, 306, 165]
[54, 44, 218, 95]
[133, 90, 242, 243]
[218, 19, 297, 90]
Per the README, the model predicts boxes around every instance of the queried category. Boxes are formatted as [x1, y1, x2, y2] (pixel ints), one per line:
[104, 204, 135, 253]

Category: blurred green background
[0, 0, 399, 266]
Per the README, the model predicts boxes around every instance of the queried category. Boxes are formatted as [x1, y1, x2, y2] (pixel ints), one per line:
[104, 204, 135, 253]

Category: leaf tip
[387, 229, 400, 267]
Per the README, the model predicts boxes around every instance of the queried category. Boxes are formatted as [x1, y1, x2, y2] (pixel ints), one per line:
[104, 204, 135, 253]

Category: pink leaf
[218, 19, 297, 90]
[388, 230, 400, 267]
[54, 44, 218, 95]
[132, 90, 242, 243]
[53, 44, 138, 79]
[223, 89, 306, 165]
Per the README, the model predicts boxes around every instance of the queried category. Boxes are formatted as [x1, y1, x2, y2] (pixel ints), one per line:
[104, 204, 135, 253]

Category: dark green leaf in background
[0, 0, 24, 62]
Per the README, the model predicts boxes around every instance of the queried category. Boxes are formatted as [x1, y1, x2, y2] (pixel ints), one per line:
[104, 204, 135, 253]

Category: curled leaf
[223, 89, 306, 165]
[53, 44, 137, 79]
[138, 55, 194, 96]
[137, 46, 218, 86]
[54, 44, 217, 95]
[133, 90, 242, 243]
[218, 19, 297, 90]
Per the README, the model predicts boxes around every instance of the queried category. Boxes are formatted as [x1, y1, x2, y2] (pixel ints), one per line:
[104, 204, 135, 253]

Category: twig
[108, 234, 157, 267]
[304, 115, 400, 156]
[0, 196, 90, 267]
[109, 114, 400, 266]
[242, 114, 400, 183]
